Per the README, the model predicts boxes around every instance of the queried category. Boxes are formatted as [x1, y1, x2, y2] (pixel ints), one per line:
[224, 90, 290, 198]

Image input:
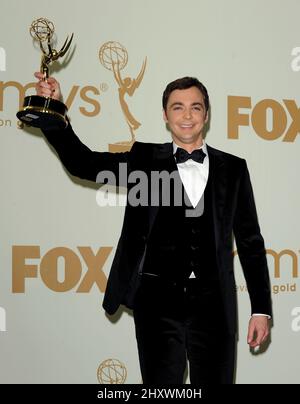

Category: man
[34, 73, 272, 384]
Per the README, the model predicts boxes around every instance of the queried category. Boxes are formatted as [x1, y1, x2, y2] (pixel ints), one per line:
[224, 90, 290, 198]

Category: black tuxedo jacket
[42, 125, 272, 334]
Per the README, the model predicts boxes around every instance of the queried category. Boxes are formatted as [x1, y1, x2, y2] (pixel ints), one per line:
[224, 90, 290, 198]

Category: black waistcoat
[142, 169, 218, 281]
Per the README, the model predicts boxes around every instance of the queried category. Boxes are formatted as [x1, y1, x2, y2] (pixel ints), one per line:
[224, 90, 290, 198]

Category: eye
[192, 106, 202, 111]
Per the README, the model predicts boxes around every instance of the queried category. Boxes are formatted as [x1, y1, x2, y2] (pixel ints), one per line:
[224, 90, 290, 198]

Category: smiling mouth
[180, 124, 193, 128]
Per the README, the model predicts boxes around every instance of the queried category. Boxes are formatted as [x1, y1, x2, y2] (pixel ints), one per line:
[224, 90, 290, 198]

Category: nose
[183, 108, 192, 119]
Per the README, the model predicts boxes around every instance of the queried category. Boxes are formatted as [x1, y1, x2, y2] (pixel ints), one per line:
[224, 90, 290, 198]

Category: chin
[178, 136, 198, 144]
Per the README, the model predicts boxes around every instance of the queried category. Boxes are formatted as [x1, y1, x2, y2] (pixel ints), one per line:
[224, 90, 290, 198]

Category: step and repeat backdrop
[0, 0, 299, 383]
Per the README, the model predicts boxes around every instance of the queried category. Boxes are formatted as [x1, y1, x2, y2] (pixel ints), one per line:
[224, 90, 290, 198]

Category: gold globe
[99, 41, 128, 71]
[30, 18, 54, 42]
[97, 358, 127, 384]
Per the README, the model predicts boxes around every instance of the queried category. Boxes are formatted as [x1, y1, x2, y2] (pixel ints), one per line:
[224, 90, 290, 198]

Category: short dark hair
[162, 76, 209, 112]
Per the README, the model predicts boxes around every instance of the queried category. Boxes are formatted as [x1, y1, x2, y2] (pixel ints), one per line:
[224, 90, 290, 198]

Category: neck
[173, 137, 204, 153]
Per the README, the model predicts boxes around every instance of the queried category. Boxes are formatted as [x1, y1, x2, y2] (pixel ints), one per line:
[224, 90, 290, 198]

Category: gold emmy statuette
[99, 41, 147, 152]
[17, 18, 73, 129]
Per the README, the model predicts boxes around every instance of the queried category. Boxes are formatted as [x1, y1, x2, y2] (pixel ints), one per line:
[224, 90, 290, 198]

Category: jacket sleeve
[233, 160, 272, 316]
[42, 122, 134, 183]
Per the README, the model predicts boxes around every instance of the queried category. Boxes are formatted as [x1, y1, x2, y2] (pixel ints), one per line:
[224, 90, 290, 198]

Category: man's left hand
[247, 316, 270, 348]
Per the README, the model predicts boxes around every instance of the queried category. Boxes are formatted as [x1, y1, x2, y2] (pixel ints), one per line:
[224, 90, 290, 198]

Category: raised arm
[34, 73, 132, 183]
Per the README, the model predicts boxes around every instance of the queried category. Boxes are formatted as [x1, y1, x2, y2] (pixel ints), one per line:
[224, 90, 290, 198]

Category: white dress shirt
[173, 142, 209, 208]
[173, 141, 208, 278]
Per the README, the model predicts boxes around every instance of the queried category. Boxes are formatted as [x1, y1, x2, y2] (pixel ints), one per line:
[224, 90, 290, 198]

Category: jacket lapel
[206, 145, 227, 255]
[147, 142, 176, 236]
[152, 142, 177, 171]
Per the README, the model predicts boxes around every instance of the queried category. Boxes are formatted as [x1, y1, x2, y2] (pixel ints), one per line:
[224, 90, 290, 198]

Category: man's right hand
[34, 72, 62, 101]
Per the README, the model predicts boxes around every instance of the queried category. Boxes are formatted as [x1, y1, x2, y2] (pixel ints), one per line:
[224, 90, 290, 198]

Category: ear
[204, 111, 209, 124]
[163, 109, 168, 123]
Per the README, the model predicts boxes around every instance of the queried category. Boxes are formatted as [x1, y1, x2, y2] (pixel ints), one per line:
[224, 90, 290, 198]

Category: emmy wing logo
[97, 358, 127, 384]
[99, 41, 147, 152]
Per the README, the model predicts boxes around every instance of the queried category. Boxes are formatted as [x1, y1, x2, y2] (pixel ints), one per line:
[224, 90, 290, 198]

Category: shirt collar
[172, 140, 207, 156]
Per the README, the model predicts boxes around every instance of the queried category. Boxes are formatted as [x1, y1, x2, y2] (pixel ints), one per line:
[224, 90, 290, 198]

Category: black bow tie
[174, 147, 206, 164]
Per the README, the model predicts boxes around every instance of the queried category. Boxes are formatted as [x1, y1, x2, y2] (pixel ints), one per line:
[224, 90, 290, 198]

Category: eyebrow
[169, 102, 204, 108]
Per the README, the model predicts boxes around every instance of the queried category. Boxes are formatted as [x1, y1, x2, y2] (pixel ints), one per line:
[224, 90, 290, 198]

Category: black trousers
[133, 275, 236, 384]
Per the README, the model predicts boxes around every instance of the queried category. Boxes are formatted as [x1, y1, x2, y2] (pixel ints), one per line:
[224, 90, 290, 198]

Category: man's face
[163, 86, 208, 147]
